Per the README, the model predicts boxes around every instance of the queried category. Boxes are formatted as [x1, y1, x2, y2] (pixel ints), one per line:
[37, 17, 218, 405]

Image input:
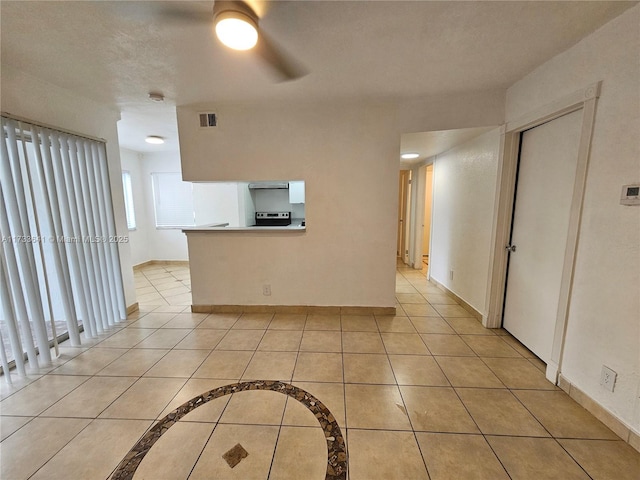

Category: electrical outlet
[600, 365, 617, 392]
[262, 284, 271, 296]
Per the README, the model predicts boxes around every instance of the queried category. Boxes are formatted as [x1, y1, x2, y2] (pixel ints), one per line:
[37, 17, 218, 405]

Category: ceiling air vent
[199, 113, 217, 128]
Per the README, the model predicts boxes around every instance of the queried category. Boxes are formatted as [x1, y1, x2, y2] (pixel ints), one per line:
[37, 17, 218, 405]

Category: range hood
[248, 182, 289, 190]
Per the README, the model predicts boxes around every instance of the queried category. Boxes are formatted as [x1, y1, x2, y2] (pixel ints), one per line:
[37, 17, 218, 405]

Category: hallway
[0, 262, 638, 479]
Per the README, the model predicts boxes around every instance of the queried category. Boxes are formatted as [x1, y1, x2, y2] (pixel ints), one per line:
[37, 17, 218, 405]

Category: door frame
[484, 81, 601, 383]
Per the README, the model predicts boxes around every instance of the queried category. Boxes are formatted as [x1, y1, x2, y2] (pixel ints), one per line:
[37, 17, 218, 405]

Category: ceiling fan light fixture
[145, 135, 165, 145]
[215, 11, 258, 50]
[401, 152, 420, 159]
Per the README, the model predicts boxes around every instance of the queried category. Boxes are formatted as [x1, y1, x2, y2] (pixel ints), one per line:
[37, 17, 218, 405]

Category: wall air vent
[199, 113, 217, 128]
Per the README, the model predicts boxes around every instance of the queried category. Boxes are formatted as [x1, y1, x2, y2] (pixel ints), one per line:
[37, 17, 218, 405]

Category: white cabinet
[288, 181, 305, 204]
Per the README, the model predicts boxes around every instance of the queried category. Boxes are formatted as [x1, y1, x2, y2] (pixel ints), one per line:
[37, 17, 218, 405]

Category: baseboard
[126, 303, 139, 315]
[558, 373, 640, 453]
[133, 260, 189, 270]
[427, 278, 483, 321]
[191, 305, 396, 316]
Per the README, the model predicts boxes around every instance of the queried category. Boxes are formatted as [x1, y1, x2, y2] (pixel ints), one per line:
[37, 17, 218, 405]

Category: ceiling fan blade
[255, 30, 308, 81]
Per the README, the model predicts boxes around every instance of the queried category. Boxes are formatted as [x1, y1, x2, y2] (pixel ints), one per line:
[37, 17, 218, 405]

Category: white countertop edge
[183, 225, 306, 233]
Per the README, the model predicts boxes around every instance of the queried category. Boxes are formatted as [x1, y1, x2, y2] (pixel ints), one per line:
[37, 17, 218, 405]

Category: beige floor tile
[483, 357, 556, 389]
[268, 313, 307, 330]
[341, 315, 378, 332]
[381, 332, 429, 354]
[500, 333, 539, 357]
[232, 313, 273, 329]
[219, 390, 287, 425]
[189, 424, 279, 480]
[460, 335, 522, 357]
[435, 357, 505, 388]
[151, 305, 188, 313]
[134, 422, 214, 480]
[216, 329, 265, 350]
[444, 317, 494, 335]
[345, 384, 412, 430]
[0, 415, 32, 441]
[129, 312, 176, 328]
[558, 439, 640, 480]
[99, 377, 186, 420]
[348, 429, 429, 480]
[401, 303, 440, 316]
[417, 432, 510, 480]
[96, 328, 157, 348]
[395, 284, 419, 294]
[98, 349, 168, 376]
[51, 347, 127, 375]
[400, 386, 479, 433]
[41, 376, 137, 418]
[270, 426, 328, 479]
[487, 436, 590, 480]
[389, 355, 450, 386]
[194, 350, 253, 379]
[135, 285, 156, 296]
[528, 355, 547, 373]
[197, 313, 240, 329]
[457, 388, 548, 436]
[134, 328, 191, 349]
[156, 285, 191, 298]
[422, 293, 459, 305]
[514, 390, 619, 439]
[144, 349, 210, 378]
[342, 331, 385, 353]
[305, 314, 341, 331]
[410, 316, 456, 334]
[433, 304, 472, 317]
[163, 292, 192, 305]
[421, 334, 475, 356]
[0, 417, 91, 480]
[396, 293, 429, 304]
[29, 418, 152, 480]
[136, 292, 166, 304]
[293, 352, 344, 382]
[160, 312, 207, 328]
[241, 351, 298, 381]
[284, 382, 346, 427]
[375, 315, 416, 333]
[0, 375, 89, 416]
[343, 353, 396, 384]
[413, 284, 443, 295]
[257, 330, 303, 351]
[160, 378, 235, 420]
[174, 329, 227, 350]
[299, 330, 342, 352]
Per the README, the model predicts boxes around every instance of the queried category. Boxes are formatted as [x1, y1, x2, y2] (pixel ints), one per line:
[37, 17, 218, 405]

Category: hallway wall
[506, 5, 640, 435]
[430, 128, 501, 315]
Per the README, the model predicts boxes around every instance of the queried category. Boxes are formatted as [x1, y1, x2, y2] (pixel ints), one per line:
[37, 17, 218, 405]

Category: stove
[255, 211, 291, 226]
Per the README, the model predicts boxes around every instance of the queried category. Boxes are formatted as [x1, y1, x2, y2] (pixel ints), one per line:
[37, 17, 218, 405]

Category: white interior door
[503, 109, 583, 363]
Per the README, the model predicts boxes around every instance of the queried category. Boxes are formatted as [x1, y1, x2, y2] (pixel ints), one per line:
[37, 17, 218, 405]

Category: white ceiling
[1, 1, 635, 155]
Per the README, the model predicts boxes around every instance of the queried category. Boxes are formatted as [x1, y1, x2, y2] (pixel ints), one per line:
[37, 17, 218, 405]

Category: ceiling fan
[158, 0, 307, 81]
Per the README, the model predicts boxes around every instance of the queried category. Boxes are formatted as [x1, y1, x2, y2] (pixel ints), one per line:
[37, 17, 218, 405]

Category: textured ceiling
[1, 1, 635, 154]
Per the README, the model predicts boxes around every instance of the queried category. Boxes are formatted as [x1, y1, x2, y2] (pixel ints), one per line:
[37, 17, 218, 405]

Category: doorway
[503, 109, 583, 364]
[397, 170, 410, 262]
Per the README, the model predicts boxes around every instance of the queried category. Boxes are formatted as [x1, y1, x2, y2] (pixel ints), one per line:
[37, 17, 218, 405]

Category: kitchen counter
[183, 221, 305, 233]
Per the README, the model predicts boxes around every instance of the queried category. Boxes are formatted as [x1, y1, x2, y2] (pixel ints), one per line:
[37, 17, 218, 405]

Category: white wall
[178, 96, 504, 307]
[0, 65, 136, 308]
[506, 5, 640, 433]
[119, 148, 152, 266]
[430, 128, 501, 314]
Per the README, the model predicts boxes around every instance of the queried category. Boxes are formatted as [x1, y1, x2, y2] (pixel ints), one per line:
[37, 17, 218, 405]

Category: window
[151, 172, 195, 228]
[122, 171, 136, 230]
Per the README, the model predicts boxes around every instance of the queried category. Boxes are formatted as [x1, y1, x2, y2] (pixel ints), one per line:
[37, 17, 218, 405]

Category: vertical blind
[0, 116, 126, 378]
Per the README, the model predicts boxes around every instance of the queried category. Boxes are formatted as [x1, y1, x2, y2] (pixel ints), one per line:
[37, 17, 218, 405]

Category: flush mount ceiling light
[148, 92, 165, 102]
[214, 8, 258, 50]
[401, 152, 420, 159]
[145, 136, 165, 145]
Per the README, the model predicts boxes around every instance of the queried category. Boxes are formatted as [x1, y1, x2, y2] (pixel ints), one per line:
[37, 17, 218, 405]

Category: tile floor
[0, 261, 638, 479]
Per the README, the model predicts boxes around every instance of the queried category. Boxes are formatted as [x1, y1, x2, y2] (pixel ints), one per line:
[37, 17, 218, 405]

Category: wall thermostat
[620, 184, 640, 206]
